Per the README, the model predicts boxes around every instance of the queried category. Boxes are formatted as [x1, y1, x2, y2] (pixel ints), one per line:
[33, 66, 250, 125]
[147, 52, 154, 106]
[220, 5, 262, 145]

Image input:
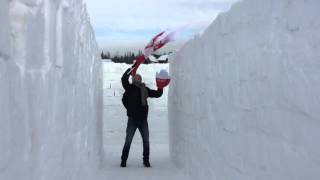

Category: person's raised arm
[121, 68, 131, 90]
[147, 87, 163, 98]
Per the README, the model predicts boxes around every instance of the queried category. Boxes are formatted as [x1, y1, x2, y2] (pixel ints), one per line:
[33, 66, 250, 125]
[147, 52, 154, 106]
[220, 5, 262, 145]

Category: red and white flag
[143, 30, 177, 58]
[131, 30, 177, 76]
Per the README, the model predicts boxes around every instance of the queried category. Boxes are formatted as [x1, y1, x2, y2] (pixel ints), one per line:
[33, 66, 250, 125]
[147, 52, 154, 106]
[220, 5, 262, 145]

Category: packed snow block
[0, 0, 102, 180]
[0, 0, 11, 174]
[169, 0, 320, 179]
[0, 0, 9, 59]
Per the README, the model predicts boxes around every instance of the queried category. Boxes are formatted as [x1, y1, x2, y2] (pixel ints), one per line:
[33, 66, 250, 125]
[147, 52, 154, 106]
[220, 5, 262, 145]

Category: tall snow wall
[0, 0, 103, 180]
[169, 0, 320, 179]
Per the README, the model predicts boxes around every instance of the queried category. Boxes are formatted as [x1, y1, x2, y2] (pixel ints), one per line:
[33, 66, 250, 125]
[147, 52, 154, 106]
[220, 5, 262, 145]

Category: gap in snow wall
[169, 0, 320, 179]
[0, 0, 103, 180]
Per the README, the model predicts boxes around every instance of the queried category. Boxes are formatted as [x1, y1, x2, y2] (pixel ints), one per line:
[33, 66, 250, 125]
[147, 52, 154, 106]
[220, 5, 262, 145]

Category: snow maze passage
[1, 0, 320, 180]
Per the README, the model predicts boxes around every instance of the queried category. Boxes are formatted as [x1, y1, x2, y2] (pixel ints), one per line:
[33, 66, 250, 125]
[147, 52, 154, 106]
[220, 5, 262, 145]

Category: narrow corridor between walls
[99, 62, 192, 180]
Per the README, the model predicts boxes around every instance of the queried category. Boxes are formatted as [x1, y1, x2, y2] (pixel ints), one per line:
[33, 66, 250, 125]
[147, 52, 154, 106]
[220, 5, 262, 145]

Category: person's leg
[138, 119, 150, 165]
[121, 118, 137, 164]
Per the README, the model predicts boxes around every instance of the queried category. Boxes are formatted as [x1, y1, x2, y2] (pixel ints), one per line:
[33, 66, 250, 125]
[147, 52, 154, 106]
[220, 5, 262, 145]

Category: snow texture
[0, 0, 103, 180]
[169, 0, 320, 179]
[0, 0, 9, 60]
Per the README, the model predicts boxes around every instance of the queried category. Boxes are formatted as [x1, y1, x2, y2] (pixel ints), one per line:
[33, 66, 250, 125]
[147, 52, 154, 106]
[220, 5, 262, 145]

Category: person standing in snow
[120, 67, 164, 168]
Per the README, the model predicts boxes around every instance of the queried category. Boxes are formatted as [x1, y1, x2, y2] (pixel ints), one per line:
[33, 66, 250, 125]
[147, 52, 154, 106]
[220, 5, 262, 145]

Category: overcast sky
[84, 0, 239, 51]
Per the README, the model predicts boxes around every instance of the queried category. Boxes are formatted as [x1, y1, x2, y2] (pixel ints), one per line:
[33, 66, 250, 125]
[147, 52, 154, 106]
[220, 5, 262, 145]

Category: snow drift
[0, 0, 102, 180]
[169, 0, 320, 179]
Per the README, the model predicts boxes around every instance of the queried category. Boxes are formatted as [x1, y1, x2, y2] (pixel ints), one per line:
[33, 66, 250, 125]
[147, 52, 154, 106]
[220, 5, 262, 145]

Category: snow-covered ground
[169, 0, 320, 179]
[0, 1, 102, 180]
[101, 62, 192, 179]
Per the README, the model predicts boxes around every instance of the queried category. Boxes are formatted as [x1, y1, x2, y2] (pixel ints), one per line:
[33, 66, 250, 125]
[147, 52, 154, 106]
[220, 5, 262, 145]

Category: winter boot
[120, 160, 126, 167]
[143, 159, 151, 167]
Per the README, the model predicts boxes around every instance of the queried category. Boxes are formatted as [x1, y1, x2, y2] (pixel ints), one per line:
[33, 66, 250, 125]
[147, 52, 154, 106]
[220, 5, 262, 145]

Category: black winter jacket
[121, 68, 163, 120]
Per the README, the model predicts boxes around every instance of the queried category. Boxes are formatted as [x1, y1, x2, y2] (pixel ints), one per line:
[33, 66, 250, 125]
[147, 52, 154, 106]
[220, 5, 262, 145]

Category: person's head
[132, 74, 142, 84]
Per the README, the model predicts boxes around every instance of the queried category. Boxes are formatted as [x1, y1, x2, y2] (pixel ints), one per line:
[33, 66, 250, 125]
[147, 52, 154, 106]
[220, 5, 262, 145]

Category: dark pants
[121, 117, 150, 161]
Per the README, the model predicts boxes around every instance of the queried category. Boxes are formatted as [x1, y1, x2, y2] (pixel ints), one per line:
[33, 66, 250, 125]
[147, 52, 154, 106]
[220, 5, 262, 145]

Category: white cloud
[84, 0, 239, 48]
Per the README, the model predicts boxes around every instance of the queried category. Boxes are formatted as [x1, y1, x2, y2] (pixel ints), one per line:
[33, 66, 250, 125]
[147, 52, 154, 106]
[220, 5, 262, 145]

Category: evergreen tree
[101, 51, 105, 59]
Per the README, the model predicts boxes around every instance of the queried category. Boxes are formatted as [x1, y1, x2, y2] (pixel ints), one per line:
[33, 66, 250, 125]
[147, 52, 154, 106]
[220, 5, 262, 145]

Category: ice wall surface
[0, 0, 103, 180]
[169, 0, 320, 179]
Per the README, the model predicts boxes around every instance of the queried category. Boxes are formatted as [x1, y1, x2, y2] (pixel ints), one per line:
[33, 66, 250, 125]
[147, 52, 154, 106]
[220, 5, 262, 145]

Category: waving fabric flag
[130, 30, 176, 76]
[143, 31, 177, 58]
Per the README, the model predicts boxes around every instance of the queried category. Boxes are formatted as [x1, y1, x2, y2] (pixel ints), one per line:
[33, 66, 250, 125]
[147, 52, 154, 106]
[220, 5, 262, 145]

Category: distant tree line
[101, 51, 111, 59]
[101, 50, 170, 64]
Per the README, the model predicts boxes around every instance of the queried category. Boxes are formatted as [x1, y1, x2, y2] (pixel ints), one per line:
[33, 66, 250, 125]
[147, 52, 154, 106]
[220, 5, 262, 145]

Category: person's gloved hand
[156, 69, 171, 90]
[131, 55, 145, 76]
